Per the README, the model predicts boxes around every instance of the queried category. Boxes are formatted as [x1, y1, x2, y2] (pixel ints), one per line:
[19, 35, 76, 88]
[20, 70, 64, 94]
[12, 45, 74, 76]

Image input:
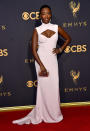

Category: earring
[49, 19, 51, 23]
[41, 19, 43, 23]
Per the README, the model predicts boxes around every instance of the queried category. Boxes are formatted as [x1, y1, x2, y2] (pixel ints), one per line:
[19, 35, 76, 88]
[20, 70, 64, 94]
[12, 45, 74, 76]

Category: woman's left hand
[52, 48, 61, 55]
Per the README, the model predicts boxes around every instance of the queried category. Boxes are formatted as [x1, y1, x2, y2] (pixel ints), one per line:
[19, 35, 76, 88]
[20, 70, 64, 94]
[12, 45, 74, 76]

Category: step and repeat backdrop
[0, 0, 89, 107]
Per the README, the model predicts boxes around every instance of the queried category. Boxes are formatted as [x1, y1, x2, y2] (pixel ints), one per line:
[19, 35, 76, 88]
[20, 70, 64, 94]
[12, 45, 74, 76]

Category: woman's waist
[38, 46, 56, 51]
[37, 50, 57, 58]
[37, 48, 53, 54]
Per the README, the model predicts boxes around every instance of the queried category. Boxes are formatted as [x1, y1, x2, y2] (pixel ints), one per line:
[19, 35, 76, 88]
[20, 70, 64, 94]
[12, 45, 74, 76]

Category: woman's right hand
[39, 65, 49, 77]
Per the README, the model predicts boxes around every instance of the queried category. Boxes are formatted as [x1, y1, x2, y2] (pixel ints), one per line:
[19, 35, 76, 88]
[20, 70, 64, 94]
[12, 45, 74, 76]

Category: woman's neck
[41, 20, 51, 25]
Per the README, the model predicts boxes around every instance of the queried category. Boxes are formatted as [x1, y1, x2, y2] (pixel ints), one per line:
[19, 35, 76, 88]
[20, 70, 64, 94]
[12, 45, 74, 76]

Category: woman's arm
[31, 28, 48, 75]
[52, 25, 71, 54]
[31, 28, 44, 67]
[58, 25, 71, 52]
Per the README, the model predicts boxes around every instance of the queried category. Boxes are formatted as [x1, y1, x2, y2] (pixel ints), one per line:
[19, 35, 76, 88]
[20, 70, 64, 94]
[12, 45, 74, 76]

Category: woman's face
[40, 7, 52, 24]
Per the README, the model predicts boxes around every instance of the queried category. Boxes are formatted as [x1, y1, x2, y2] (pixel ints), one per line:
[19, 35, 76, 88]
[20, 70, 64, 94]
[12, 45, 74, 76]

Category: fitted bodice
[35, 22, 58, 52]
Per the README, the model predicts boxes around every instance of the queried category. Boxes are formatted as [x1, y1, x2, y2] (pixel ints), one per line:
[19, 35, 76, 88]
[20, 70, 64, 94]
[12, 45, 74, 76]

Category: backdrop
[0, 0, 90, 108]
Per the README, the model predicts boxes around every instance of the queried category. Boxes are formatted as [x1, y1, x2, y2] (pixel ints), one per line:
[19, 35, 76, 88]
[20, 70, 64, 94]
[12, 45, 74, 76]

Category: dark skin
[32, 7, 71, 77]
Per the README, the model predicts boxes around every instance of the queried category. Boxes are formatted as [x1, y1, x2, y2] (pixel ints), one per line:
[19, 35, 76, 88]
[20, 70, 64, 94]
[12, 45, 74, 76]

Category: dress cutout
[41, 29, 56, 38]
[12, 21, 63, 125]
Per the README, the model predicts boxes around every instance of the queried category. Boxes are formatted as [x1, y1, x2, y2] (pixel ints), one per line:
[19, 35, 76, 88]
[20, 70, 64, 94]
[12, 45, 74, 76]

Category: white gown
[12, 21, 63, 125]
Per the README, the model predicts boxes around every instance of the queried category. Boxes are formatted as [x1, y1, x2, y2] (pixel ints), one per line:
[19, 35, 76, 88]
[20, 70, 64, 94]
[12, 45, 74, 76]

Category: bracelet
[58, 48, 63, 53]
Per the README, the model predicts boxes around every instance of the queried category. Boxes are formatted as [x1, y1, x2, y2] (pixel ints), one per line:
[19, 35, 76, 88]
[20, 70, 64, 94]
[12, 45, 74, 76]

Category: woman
[12, 4, 71, 125]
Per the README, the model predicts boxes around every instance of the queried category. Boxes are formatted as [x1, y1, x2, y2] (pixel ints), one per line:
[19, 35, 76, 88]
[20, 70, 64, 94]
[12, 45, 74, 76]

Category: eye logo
[69, 1, 80, 17]
[22, 12, 30, 20]
[26, 80, 37, 87]
[64, 46, 70, 53]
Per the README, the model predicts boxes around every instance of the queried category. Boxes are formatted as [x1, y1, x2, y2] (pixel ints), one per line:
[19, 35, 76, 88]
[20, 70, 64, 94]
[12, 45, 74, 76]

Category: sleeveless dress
[12, 21, 63, 125]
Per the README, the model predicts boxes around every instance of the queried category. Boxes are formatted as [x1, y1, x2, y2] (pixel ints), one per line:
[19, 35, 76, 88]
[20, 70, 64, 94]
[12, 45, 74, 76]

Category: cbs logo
[64, 45, 87, 53]
[0, 49, 8, 56]
[26, 80, 37, 87]
[22, 12, 40, 20]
